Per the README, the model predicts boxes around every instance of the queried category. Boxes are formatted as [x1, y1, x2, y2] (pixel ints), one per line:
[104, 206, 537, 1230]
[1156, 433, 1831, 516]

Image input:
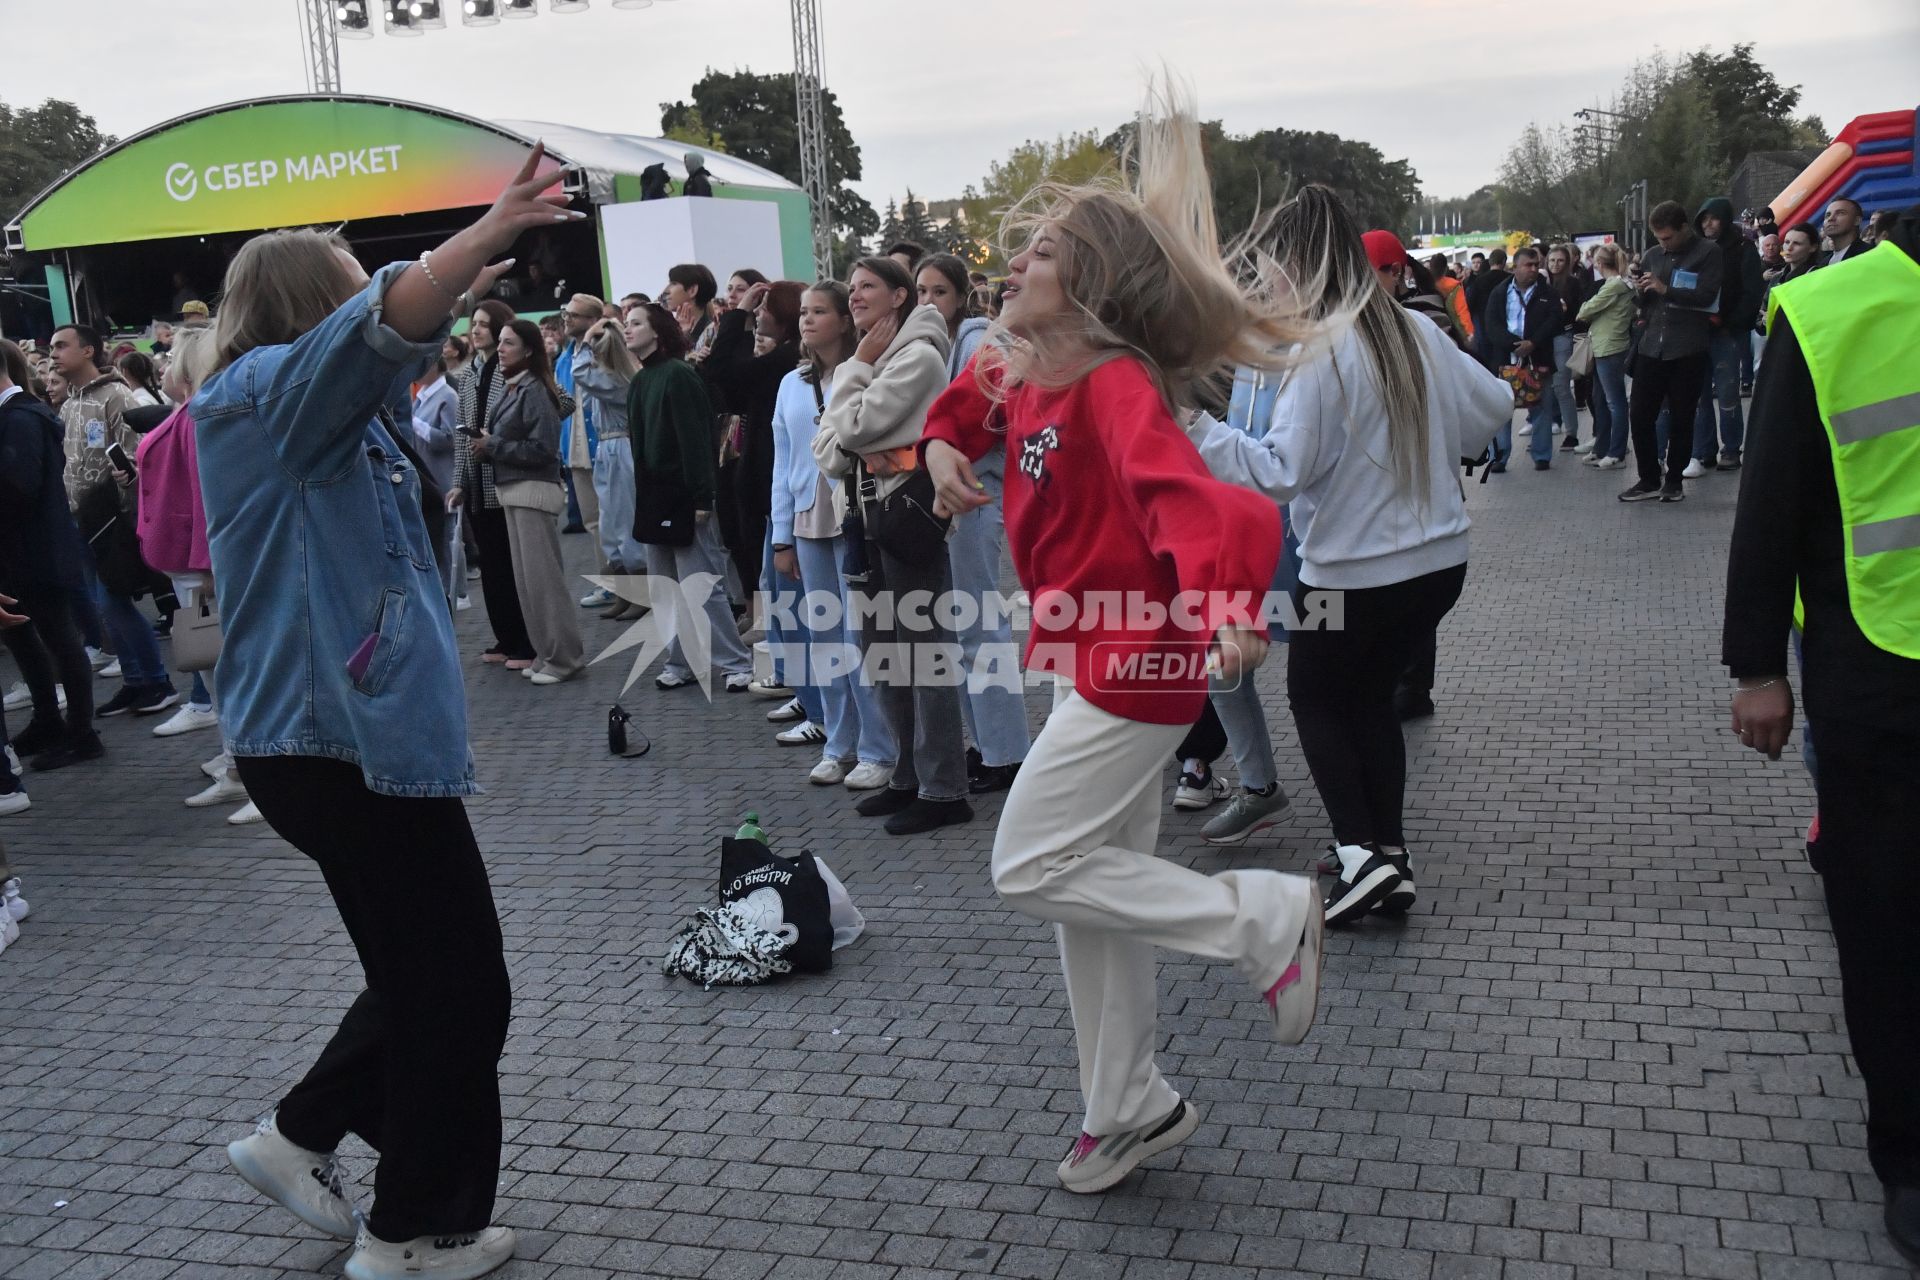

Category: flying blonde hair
[209, 228, 359, 373]
[982, 77, 1332, 411]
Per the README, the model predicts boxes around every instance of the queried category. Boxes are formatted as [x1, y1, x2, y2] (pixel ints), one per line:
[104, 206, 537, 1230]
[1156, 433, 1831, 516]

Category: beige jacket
[60, 373, 140, 510]
[810, 304, 953, 520]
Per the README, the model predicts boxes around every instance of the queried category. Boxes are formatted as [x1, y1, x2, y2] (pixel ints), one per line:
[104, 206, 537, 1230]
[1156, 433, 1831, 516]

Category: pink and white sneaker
[1056, 1099, 1200, 1194]
[1265, 891, 1324, 1045]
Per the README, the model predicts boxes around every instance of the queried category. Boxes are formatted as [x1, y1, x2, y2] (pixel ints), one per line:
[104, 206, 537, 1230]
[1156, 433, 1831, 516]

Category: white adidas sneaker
[225, 1112, 357, 1239]
[344, 1224, 516, 1280]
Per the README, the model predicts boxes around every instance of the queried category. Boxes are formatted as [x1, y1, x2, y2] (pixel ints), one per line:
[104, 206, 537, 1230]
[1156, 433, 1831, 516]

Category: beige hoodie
[60, 373, 140, 510]
[811, 303, 952, 517]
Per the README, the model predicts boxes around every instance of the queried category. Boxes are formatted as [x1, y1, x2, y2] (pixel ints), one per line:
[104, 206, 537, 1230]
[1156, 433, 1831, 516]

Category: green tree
[960, 129, 1118, 266]
[899, 190, 935, 248]
[940, 206, 990, 267]
[658, 105, 727, 154]
[1685, 43, 1827, 177]
[875, 197, 903, 255]
[1, 97, 115, 216]
[660, 70, 877, 246]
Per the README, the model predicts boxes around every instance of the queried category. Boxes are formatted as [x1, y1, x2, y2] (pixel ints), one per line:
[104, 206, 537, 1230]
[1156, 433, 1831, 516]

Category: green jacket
[1576, 277, 1635, 358]
[628, 357, 717, 507]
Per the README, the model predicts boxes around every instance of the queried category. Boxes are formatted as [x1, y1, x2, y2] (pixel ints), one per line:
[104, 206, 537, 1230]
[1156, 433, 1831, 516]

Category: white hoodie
[1193, 315, 1510, 590]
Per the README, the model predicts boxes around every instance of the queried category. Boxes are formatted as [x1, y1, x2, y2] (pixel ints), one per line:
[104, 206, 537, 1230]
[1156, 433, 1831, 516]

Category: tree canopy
[660, 69, 877, 268]
[1, 97, 116, 217]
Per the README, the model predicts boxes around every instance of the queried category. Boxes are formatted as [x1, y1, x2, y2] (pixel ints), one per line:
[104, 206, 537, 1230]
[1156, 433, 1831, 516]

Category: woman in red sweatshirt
[922, 87, 1327, 1197]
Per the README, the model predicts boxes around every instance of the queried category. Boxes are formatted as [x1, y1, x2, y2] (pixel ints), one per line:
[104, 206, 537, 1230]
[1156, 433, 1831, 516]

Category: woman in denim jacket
[193, 148, 578, 1280]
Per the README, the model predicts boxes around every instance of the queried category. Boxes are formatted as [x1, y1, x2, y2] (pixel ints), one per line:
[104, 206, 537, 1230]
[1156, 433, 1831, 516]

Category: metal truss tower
[789, 0, 833, 277]
[296, 0, 343, 93]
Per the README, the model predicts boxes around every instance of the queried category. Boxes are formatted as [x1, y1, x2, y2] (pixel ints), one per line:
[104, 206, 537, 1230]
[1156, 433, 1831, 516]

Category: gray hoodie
[812, 303, 952, 516]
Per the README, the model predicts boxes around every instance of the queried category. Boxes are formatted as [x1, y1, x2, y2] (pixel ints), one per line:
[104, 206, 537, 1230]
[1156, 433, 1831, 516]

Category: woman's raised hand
[474, 142, 583, 255]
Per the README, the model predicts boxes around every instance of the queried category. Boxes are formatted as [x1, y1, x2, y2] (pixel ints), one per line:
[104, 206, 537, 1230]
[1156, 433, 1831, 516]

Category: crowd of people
[2, 104, 1916, 1276]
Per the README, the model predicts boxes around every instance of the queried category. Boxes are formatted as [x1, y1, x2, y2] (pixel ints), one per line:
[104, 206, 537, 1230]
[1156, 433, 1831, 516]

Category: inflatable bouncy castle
[1768, 108, 1920, 227]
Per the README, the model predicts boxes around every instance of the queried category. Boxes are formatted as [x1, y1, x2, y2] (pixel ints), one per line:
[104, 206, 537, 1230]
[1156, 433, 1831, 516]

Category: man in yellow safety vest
[1723, 201, 1920, 1266]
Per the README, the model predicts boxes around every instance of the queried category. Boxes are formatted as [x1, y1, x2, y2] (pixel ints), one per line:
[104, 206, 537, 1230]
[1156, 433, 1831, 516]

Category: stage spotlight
[336, 0, 374, 38]
[462, 0, 500, 23]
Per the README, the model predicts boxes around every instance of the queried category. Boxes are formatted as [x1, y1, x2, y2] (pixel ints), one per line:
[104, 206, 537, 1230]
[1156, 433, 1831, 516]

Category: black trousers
[469, 503, 534, 660]
[1807, 716, 1920, 1189]
[1176, 698, 1227, 767]
[1, 581, 96, 737]
[233, 756, 512, 1242]
[1287, 563, 1466, 848]
[1628, 351, 1707, 487]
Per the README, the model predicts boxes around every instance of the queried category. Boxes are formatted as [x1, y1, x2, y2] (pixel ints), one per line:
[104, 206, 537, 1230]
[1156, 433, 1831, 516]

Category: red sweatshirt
[923, 355, 1279, 725]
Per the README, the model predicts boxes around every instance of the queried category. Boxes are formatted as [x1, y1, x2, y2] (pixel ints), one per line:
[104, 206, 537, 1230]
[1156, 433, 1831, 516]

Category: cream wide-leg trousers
[992, 681, 1314, 1136]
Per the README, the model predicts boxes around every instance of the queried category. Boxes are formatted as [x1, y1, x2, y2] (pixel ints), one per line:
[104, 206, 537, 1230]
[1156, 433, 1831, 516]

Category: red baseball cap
[1361, 230, 1409, 272]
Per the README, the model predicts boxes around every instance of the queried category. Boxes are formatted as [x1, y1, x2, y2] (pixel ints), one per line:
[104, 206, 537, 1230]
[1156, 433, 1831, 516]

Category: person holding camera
[1618, 200, 1723, 504]
[572, 313, 641, 619]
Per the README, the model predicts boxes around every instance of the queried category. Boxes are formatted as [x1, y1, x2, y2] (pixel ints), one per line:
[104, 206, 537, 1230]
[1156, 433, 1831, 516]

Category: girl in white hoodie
[1191, 185, 1510, 925]
[811, 257, 971, 836]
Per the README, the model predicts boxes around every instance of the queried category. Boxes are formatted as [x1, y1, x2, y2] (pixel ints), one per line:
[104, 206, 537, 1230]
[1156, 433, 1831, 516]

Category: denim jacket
[194, 262, 475, 797]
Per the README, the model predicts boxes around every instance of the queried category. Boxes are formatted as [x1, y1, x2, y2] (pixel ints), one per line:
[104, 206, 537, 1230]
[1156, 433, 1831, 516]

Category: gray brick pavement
[1, 445, 1908, 1279]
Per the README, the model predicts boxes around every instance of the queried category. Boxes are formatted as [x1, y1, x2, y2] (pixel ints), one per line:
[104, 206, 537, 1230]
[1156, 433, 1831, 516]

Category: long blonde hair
[588, 315, 638, 382]
[984, 78, 1324, 411]
[209, 228, 359, 373]
[1268, 185, 1432, 506]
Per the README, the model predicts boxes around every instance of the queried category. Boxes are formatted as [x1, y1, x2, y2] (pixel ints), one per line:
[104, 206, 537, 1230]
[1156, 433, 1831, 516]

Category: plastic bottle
[735, 812, 768, 844]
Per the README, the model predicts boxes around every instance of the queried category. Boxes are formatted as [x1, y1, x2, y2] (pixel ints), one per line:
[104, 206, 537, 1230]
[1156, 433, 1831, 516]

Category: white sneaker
[152, 704, 220, 738]
[527, 670, 565, 685]
[1581, 451, 1603, 466]
[344, 1224, 516, 1280]
[1265, 888, 1323, 1045]
[1173, 770, 1228, 810]
[766, 697, 807, 724]
[746, 676, 792, 700]
[202, 751, 234, 779]
[226, 1113, 358, 1240]
[1517, 423, 1532, 437]
[1594, 455, 1624, 470]
[455, 596, 472, 611]
[1573, 440, 1595, 454]
[227, 800, 265, 825]
[0, 790, 28, 818]
[578, 587, 615, 609]
[87, 646, 110, 670]
[3, 879, 29, 921]
[1682, 458, 1709, 479]
[809, 757, 850, 786]
[5, 683, 29, 712]
[775, 720, 826, 747]
[723, 672, 752, 693]
[843, 761, 891, 791]
[97, 660, 122, 680]
[187, 774, 249, 807]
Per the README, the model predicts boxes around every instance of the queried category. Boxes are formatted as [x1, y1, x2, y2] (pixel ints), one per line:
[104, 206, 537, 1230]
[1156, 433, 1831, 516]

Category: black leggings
[233, 755, 511, 1243]
[1, 581, 97, 737]
[1287, 563, 1466, 848]
[469, 503, 534, 660]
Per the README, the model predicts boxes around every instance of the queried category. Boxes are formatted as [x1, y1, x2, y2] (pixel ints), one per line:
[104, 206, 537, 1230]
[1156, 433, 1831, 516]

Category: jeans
[1805, 716, 1920, 1187]
[1287, 563, 1466, 847]
[235, 755, 511, 1243]
[1208, 673, 1277, 791]
[1629, 353, 1707, 487]
[1525, 396, 1558, 464]
[1549, 332, 1579, 442]
[861, 539, 968, 802]
[944, 459, 1031, 768]
[591, 436, 639, 572]
[644, 518, 752, 681]
[763, 529, 822, 725]
[794, 534, 895, 768]
[1591, 352, 1630, 459]
[89, 569, 170, 689]
[1692, 328, 1746, 460]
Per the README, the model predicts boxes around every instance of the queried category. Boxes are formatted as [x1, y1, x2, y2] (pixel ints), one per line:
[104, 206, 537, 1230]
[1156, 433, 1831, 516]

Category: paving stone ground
[1, 433, 1905, 1280]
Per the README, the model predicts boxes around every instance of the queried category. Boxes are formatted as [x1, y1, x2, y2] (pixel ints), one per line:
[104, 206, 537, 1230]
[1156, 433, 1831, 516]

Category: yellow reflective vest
[1768, 243, 1920, 659]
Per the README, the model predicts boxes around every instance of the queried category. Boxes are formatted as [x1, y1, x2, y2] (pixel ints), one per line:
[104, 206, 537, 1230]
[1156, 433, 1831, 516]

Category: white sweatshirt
[1193, 316, 1510, 590]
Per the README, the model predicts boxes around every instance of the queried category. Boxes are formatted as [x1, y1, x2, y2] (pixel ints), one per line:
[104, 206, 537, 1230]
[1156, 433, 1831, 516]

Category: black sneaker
[1560, 436, 1577, 451]
[9, 717, 65, 757]
[129, 685, 181, 715]
[1320, 843, 1404, 926]
[969, 762, 1020, 795]
[1533, 459, 1551, 471]
[1393, 690, 1435, 722]
[1659, 483, 1685, 503]
[884, 797, 973, 836]
[95, 685, 148, 717]
[1375, 848, 1416, 915]
[1888, 1185, 1920, 1270]
[1618, 481, 1662, 503]
[31, 733, 106, 772]
[855, 787, 917, 818]
[1487, 461, 1507, 473]
[1717, 451, 1743, 471]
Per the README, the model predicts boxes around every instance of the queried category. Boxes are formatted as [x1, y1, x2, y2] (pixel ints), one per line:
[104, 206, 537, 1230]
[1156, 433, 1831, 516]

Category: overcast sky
[3, 0, 1915, 215]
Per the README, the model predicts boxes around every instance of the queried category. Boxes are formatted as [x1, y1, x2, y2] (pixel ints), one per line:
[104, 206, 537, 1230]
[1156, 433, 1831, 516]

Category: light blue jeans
[944, 456, 1031, 767]
[1591, 352, 1630, 459]
[1548, 331, 1579, 443]
[795, 533, 895, 767]
[763, 529, 822, 725]
[592, 436, 639, 572]
[1208, 673, 1277, 791]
